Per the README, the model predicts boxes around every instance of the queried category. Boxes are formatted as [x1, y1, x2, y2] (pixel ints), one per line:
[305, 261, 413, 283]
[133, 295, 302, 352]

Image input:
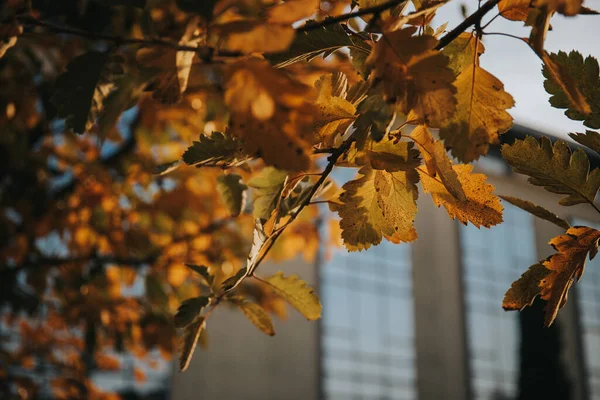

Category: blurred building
[170, 125, 600, 400]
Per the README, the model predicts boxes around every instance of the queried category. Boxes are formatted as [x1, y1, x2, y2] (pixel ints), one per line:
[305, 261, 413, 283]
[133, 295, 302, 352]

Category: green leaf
[174, 296, 210, 328]
[231, 298, 275, 336]
[499, 195, 570, 230]
[264, 272, 321, 320]
[182, 131, 248, 168]
[542, 51, 597, 128]
[267, 21, 369, 68]
[501, 136, 600, 206]
[179, 317, 206, 372]
[502, 263, 550, 311]
[185, 264, 213, 285]
[51, 51, 109, 134]
[248, 167, 288, 220]
[216, 174, 248, 217]
[569, 130, 600, 156]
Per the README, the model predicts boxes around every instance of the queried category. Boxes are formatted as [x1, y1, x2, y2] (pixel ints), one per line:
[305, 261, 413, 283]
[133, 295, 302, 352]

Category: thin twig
[436, 0, 501, 50]
[297, 0, 403, 32]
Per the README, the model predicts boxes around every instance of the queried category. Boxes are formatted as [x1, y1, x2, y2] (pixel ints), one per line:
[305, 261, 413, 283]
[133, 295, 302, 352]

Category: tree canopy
[1, 0, 600, 398]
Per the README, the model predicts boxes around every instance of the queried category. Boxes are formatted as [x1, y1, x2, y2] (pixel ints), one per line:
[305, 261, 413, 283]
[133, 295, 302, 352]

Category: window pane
[573, 218, 600, 399]
[321, 240, 415, 400]
[460, 205, 537, 400]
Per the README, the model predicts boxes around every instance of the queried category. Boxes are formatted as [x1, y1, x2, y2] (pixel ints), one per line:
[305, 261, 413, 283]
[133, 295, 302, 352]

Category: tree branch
[436, 0, 501, 50]
[297, 0, 403, 32]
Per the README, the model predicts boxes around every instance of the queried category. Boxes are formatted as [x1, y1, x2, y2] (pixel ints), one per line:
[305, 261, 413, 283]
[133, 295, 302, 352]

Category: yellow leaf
[504, 226, 600, 326]
[225, 59, 316, 171]
[334, 164, 419, 251]
[440, 35, 515, 162]
[366, 27, 456, 127]
[215, 21, 296, 53]
[314, 73, 356, 146]
[419, 164, 503, 228]
[533, 0, 582, 16]
[267, 0, 320, 25]
[179, 317, 206, 372]
[498, 0, 532, 21]
[264, 272, 321, 320]
[234, 299, 275, 336]
[410, 125, 466, 201]
[541, 51, 592, 117]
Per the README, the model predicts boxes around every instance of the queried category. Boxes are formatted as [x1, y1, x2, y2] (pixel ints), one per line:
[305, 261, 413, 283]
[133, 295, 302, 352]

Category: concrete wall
[169, 257, 320, 400]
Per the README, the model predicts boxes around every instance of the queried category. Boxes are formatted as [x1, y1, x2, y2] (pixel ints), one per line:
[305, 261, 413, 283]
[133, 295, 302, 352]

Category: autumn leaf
[248, 167, 288, 220]
[419, 164, 503, 228]
[499, 195, 570, 230]
[230, 297, 275, 336]
[504, 226, 600, 326]
[225, 59, 316, 171]
[216, 174, 247, 217]
[179, 317, 206, 371]
[267, 0, 320, 25]
[222, 220, 267, 291]
[174, 296, 210, 328]
[533, 0, 583, 16]
[498, 0, 532, 21]
[569, 131, 600, 155]
[51, 52, 109, 134]
[541, 51, 598, 119]
[410, 125, 466, 201]
[367, 27, 456, 127]
[267, 22, 367, 68]
[185, 264, 213, 286]
[543, 51, 599, 129]
[182, 131, 249, 168]
[501, 136, 600, 206]
[334, 164, 419, 251]
[352, 93, 396, 142]
[314, 73, 357, 146]
[264, 272, 321, 320]
[440, 34, 515, 162]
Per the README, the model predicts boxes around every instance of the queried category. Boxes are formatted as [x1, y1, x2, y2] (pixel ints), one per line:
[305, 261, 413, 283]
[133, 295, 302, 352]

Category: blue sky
[436, 2, 600, 139]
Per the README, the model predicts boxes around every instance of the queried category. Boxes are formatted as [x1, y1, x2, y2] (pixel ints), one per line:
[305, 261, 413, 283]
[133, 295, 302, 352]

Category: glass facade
[574, 219, 600, 399]
[460, 205, 537, 400]
[320, 240, 415, 400]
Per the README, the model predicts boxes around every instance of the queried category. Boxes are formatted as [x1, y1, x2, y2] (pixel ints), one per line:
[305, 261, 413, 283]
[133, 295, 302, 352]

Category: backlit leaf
[182, 132, 248, 168]
[231, 298, 275, 336]
[248, 167, 288, 220]
[410, 125, 466, 201]
[504, 226, 600, 326]
[419, 164, 503, 228]
[543, 51, 599, 129]
[267, 21, 369, 68]
[216, 174, 247, 217]
[225, 59, 316, 171]
[501, 136, 600, 206]
[174, 296, 210, 328]
[499, 195, 570, 230]
[440, 34, 515, 162]
[179, 317, 206, 371]
[542, 51, 592, 119]
[314, 73, 357, 146]
[367, 27, 456, 127]
[498, 0, 532, 21]
[264, 272, 321, 320]
[334, 164, 419, 251]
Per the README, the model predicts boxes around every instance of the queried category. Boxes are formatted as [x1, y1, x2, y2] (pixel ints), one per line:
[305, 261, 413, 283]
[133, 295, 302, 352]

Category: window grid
[321, 240, 415, 400]
[573, 218, 600, 399]
[460, 205, 537, 400]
